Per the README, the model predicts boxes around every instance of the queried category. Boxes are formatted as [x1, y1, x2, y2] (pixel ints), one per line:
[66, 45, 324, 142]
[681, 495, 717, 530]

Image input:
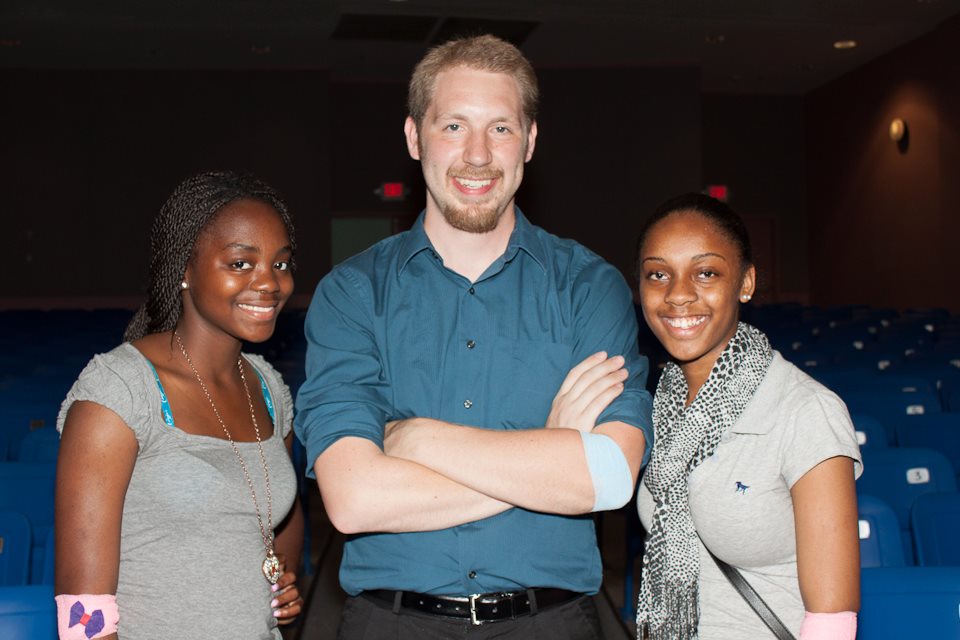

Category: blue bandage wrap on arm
[579, 431, 634, 511]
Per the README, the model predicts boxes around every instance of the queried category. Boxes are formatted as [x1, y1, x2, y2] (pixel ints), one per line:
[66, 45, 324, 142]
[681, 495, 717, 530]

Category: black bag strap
[700, 537, 797, 640]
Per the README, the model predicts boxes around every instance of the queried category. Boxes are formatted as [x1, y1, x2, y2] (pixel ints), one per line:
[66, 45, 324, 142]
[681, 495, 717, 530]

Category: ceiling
[2, 0, 959, 94]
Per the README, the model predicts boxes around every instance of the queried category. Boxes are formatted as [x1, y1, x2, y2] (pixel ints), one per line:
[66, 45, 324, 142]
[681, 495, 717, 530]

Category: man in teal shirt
[295, 34, 652, 639]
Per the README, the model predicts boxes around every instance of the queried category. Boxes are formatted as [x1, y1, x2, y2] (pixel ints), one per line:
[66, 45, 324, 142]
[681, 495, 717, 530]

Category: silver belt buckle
[469, 593, 482, 626]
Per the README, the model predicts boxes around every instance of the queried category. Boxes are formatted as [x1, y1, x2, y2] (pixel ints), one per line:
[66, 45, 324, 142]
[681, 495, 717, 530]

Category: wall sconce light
[889, 118, 909, 153]
[889, 118, 907, 142]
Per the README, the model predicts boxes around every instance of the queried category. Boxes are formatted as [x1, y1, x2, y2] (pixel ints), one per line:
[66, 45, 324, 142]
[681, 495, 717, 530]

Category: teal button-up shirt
[295, 209, 652, 596]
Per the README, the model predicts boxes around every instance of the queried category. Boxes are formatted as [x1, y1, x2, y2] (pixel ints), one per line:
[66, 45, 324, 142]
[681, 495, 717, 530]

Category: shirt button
[468, 571, 477, 579]
[468, 287, 475, 295]
[466, 340, 476, 349]
[463, 399, 473, 409]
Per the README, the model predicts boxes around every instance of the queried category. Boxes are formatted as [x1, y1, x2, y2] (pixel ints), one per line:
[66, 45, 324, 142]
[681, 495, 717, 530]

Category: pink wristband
[55, 594, 119, 639]
[799, 611, 857, 640]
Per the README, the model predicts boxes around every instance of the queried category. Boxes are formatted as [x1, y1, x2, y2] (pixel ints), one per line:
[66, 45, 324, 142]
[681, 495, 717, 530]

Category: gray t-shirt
[57, 343, 297, 640]
[637, 352, 863, 639]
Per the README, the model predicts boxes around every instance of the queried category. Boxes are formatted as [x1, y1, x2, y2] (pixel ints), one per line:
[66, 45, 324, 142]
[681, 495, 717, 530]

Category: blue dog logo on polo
[735, 481, 749, 494]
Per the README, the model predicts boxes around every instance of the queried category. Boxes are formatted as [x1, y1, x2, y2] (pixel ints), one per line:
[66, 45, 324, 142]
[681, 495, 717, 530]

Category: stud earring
[741, 294, 751, 302]
[181, 281, 189, 290]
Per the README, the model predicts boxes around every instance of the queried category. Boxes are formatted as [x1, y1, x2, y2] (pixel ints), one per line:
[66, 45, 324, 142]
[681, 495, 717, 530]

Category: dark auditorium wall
[2, 66, 702, 305]
[806, 16, 960, 313]
[330, 79, 425, 219]
[702, 95, 807, 302]
[522, 67, 702, 284]
[2, 69, 334, 304]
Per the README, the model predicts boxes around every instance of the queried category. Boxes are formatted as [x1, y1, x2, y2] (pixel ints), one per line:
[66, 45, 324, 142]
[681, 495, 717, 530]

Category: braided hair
[124, 170, 296, 342]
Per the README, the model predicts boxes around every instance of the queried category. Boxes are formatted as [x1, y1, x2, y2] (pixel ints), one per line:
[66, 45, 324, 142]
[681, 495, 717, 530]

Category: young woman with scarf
[633, 193, 862, 640]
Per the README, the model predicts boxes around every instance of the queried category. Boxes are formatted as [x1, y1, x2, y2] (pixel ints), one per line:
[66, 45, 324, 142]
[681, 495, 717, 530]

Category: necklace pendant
[262, 552, 282, 584]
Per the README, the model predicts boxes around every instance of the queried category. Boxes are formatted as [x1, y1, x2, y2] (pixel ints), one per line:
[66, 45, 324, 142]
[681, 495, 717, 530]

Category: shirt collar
[397, 207, 548, 276]
[730, 351, 786, 434]
[397, 212, 434, 275]
[507, 208, 548, 272]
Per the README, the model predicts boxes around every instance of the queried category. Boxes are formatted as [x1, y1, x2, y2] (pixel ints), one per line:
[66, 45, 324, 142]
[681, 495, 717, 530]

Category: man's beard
[440, 168, 508, 234]
[440, 200, 505, 234]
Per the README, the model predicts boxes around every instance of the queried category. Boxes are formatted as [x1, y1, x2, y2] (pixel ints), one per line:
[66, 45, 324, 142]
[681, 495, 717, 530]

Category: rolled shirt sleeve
[295, 264, 392, 478]
[570, 258, 654, 466]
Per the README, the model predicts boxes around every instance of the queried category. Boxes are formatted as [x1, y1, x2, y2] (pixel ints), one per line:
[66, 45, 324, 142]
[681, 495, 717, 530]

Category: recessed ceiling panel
[332, 13, 438, 42]
[430, 17, 538, 47]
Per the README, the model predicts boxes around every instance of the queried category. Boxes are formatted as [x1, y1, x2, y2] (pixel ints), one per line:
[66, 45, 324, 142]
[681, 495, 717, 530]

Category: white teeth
[456, 177, 492, 189]
[238, 304, 273, 313]
[665, 316, 706, 329]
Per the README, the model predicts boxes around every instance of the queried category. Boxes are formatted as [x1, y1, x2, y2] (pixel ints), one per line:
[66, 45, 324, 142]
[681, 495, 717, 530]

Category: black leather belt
[364, 588, 582, 625]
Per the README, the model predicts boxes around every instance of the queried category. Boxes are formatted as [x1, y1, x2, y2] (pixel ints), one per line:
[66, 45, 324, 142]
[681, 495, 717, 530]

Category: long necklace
[174, 331, 282, 584]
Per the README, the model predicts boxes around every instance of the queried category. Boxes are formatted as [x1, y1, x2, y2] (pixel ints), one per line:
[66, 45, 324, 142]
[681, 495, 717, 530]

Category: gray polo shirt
[638, 351, 862, 639]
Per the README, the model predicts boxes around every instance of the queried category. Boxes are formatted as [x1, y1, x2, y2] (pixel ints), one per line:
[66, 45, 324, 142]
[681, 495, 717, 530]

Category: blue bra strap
[147, 359, 276, 428]
[253, 367, 276, 423]
[147, 361, 177, 427]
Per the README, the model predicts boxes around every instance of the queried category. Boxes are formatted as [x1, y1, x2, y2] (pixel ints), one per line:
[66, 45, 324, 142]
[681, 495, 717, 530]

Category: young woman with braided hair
[55, 170, 304, 639]
[634, 194, 861, 640]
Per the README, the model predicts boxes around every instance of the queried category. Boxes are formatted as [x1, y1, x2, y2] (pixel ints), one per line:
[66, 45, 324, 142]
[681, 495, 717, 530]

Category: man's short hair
[408, 34, 539, 131]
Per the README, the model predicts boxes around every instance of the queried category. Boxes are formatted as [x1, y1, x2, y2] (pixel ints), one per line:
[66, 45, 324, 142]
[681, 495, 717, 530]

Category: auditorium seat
[947, 388, 960, 413]
[0, 378, 72, 406]
[856, 448, 957, 563]
[16, 427, 60, 463]
[895, 414, 960, 485]
[0, 462, 56, 583]
[0, 402, 59, 459]
[910, 493, 960, 567]
[857, 495, 905, 567]
[851, 415, 888, 448]
[896, 359, 960, 409]
[0, 584, 56, 640]
[0, 510, 31, 585]
[39, 527, 54, 585]
[859, 567, 960, 638]
[794, 351, 831, 371]
[17, 427, 60, 462]
[840, 390, 941, 443]
[831, 348, 903, 371]
[813, 371, 933, 395]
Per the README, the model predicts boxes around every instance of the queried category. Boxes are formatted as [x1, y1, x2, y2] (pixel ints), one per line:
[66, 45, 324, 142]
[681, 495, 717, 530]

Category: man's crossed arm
[315, 353, 646, 534]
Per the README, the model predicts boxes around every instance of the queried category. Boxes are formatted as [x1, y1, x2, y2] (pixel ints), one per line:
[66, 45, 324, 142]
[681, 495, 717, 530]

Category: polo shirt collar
[397, 207, 548, 276]
[729, 351, 786, 435]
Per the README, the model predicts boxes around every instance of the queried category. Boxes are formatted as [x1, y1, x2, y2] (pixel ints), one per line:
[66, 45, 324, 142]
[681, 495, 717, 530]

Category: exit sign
[705, 184, 729, 201]
[376, 182, 407, 201]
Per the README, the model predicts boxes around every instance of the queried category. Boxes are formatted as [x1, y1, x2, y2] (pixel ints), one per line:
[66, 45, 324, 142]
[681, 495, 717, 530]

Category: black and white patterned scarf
[636, 322, 773, 639]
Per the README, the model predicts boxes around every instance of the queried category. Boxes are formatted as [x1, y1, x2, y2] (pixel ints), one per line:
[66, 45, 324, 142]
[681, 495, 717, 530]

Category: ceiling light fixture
[833, 40, 858, 49]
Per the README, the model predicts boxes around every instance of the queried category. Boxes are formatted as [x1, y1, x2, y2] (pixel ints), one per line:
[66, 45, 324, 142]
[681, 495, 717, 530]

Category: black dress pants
[336, 592, 604, 640]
